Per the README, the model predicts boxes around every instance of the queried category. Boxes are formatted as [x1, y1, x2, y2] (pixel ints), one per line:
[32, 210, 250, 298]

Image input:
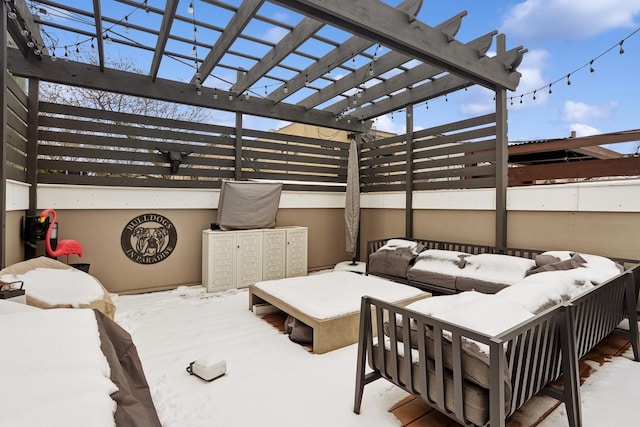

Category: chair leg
[561, 306, 582, 427]
[624, 274, 640, 361]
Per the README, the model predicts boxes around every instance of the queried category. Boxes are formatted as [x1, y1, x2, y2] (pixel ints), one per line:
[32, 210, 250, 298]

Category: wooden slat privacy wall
[29, 99, 499, 193]
[361, 114, 497, 192]
[37, 102, 350, 192]
[5, 73, 28, 182]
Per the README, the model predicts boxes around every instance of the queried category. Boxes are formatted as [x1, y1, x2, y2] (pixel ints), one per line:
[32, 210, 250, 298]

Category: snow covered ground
[113, 285, 640, 427]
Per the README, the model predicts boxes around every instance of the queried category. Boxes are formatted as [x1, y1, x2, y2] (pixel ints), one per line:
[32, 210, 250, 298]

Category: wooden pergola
[1, 0, 526, 266]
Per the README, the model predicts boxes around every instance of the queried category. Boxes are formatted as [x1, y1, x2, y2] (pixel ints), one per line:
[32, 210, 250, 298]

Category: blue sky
[32, 0, 640, 152]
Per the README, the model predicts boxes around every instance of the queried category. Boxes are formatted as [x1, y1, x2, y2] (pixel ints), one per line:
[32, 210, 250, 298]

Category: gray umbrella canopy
[345, 139, 360, 259]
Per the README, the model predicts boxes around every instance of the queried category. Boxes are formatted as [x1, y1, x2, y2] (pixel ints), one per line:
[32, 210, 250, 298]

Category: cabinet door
[235, 231, 263, 288]
[286, 228, 308, 277]
[262, 229, 286, 281]
[203, 231, 236, 292]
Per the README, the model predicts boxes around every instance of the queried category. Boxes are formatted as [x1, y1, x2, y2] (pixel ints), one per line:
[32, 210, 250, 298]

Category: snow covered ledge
[7, 178, 640, 212]
[362, 179, 640, 213]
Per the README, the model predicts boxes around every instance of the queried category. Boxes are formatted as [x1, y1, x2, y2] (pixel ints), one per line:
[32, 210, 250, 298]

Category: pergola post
[235, 69, 244, 181]
[494, 36, 509, 248]
[25, 77, 39, 259]
[495, 87, 508, 247]
[405, 104, 414, 238]
[1, 3, 8, 268]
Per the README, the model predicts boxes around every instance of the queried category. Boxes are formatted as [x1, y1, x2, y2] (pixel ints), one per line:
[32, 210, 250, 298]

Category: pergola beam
[232, 16, 324, 95]
[326, 30, 498, 115]
[91, 0, 105, 71]
[6, 48, 369, 133]
[149, 0, 179, 81]
[299, 11, 472, 111]
[272, 0, 522, 90]
[193, 0, 264, 85]
[354, 45, 523, 120]
[267, 0, 423, 104]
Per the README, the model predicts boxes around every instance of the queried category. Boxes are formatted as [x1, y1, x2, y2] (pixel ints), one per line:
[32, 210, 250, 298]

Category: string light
[188, 2, 194, 14]
[508, 25, 639, 106]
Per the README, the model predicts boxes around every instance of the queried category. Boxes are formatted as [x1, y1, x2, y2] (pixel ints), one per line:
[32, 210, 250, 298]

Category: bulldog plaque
[121, 213, 177, 264]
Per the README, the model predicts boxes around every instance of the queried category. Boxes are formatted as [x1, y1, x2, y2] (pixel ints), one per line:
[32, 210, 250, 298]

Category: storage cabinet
[202, 227, 307, 292]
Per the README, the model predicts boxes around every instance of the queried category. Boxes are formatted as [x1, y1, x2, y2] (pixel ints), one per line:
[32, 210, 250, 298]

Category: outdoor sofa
[355, 238, 640, 426]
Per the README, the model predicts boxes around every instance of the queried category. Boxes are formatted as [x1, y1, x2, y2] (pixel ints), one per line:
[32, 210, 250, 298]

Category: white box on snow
[187, 357, 226, 382]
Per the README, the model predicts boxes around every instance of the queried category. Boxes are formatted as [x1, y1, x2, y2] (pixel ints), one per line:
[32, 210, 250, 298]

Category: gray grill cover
[216, 181, 282, 230]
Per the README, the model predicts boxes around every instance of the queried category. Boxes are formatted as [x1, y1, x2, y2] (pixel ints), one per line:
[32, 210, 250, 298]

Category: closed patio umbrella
[345, 139, 360, 262]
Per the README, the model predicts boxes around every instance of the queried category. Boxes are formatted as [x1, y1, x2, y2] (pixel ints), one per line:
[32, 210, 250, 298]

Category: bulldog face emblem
[121, 214, 178, 264]
[132, 227, 170, 256]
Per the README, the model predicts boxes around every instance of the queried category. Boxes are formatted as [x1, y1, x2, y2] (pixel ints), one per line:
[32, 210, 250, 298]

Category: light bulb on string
[228, 94, 233, 101]
[51, 51, 57, 62]
[283, 85, 288, 94]
[91, 38, 95, 49]
[519, 94, 523, 104]
[368, 64, 373, 76]
[533, 90, 537, 100]
[245, 92, 250, 100]
[188, 2, 194, 14]
[213, 89, 218, 100]
[619, 40, 625, 54]
[124, 16, 130, 33]
[7, 10, 17, 19]
[567, 74, 571, 85]
[590, 60, 595, 73]
[304, 74, 310, 87]
[548, 84, 552, 94]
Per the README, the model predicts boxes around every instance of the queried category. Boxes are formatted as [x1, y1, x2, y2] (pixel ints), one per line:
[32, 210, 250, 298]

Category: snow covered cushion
[386, 292, 531, 389]
[498, 270, 596, 314]
[526, 253, 586, 276]
[0, 257, 116, 319]
[368, 239, 425, 278]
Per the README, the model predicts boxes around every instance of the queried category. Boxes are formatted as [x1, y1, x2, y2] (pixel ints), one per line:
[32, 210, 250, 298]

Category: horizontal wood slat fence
[33, 100, 502, 193]
[5, 73, 28, 183]
[361, 113, 498, 192]
[8, 89, 635, 193]
[37, 102, 348, 191]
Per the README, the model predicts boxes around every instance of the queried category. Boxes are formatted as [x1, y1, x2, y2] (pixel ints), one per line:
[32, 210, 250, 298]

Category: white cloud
[568, 123, 600, 136]
[262, 27, 288, 44]
[501, 0, 640, 41]
[373, 114, 405, 135]
[561, 100, 618, 122]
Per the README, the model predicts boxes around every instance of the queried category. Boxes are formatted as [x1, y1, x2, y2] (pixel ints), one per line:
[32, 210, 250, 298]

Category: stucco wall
[4, 180, 640, 298]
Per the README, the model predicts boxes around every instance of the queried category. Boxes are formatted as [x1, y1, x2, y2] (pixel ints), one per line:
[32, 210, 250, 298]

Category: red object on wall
[39, 209, 83, 263]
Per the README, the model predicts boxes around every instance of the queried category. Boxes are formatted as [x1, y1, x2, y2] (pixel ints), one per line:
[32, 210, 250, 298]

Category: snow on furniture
[249, 271, 430, 354]
[366, 238, 638, 295]
[355, 243, 640, 426]
[0, 256, 116, 319]
[0, 303, 161, 426]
